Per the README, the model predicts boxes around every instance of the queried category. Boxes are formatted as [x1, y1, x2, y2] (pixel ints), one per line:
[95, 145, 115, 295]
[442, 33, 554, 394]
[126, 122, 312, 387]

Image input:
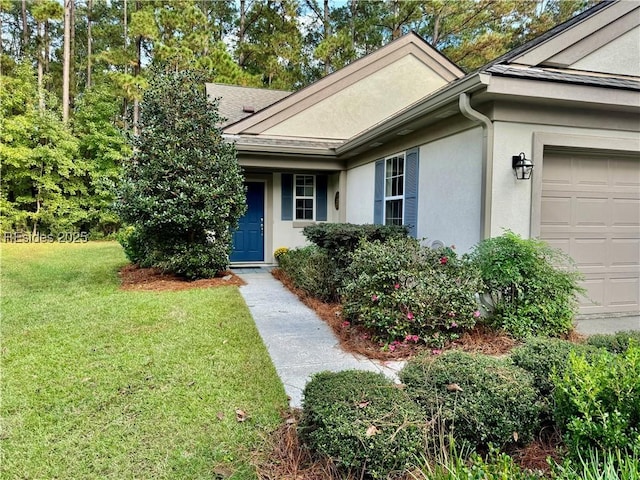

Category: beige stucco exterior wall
[490, 121, 640, 239]
[572, 26, 640, 77]
[262, 55, 448, 139]
[418, 127, 483, 252]
[345, 161, 376, 224]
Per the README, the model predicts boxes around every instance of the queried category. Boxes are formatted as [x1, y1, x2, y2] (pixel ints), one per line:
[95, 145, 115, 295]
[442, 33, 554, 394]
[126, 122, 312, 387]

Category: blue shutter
[373, 159, 384, 224]
[404, 148, 419, 238]
[315, 174, 328, 221]
[281, 173, 293, 221]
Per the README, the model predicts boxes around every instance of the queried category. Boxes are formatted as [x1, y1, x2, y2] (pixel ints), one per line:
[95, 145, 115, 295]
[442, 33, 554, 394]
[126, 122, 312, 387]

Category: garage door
[540, 150, 640, 315]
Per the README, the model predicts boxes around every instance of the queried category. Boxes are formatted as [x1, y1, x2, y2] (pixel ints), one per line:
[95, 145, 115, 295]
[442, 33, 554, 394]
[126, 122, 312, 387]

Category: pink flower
[394, 283, 400, 289]
[473, 310, 481, 318]
[407, 311, 414, 321]
[341, 321, 350, 328]
[431, 349, 443, 355]
[389, 344, 396, 352]
[451, 322, 458, 328]
[405, 334, 420, 343]
[371, 294, 379, 302]
[448, 311, 456, 317]
[440, 256, 448, 265]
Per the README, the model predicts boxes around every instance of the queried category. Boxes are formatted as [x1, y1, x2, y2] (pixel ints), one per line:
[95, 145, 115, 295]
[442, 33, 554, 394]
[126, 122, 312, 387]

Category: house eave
[234, 142, 339, 158]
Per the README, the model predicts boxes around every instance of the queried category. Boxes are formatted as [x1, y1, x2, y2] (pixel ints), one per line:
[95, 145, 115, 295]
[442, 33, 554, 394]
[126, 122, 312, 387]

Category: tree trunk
[37, 21, 45, 111]
[62, 0, 72, 123]
[87, 0, 92, 88]
[323, 0, 330, 75]
[238, 0, 246, 66]
[123, 0, 129, 131]
[21, 0, 29, 57]
[133, 0, 141, 135]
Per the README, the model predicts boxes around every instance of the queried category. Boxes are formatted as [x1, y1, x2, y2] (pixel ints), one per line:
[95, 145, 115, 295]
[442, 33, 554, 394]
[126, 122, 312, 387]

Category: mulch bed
[119, 264, 246, 291]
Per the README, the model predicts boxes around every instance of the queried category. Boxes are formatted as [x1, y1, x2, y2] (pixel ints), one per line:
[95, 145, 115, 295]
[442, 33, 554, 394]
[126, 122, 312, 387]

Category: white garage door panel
[541, 151, 640, 315]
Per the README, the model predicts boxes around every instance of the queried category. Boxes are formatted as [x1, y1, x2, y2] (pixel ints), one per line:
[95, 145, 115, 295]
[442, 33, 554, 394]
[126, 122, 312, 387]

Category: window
[384, 154, 405, 226]
[294, 174, 315, 220]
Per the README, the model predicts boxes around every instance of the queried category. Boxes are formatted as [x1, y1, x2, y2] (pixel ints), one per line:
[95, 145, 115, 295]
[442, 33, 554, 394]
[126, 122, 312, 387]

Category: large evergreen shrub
[115, 70, 246, 278]
[468, 231, 584, 338]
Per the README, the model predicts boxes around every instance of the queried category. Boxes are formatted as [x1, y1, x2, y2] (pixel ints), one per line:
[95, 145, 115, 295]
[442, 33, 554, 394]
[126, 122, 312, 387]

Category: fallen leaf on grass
[235, 409, 248, 422]
[216, 412, 224, 421]
[365, 425, 379, 437]
[446, 383, 463, 392]
[357, 400, 370, 408]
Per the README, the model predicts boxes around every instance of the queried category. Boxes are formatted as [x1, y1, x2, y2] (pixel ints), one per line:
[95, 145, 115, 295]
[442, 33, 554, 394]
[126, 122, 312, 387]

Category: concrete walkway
[235, 268, 404, 408]
[235, 267, 639, 407]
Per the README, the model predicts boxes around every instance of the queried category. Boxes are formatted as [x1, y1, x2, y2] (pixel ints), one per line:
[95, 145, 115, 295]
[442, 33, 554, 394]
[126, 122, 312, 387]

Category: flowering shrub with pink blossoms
[341, 237, 482, 346]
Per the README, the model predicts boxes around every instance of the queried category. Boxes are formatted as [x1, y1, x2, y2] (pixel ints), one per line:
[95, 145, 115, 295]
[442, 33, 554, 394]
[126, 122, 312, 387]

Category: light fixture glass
[512, 152, 534, 180]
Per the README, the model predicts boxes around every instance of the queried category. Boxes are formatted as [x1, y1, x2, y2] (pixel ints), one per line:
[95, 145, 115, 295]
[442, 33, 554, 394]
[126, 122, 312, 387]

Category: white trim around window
[384, 153, 405, 226]
[294, 174, 315, 221]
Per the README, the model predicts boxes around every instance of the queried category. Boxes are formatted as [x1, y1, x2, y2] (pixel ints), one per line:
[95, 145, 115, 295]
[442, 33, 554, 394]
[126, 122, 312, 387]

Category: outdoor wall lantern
[512, 152, 534, 180]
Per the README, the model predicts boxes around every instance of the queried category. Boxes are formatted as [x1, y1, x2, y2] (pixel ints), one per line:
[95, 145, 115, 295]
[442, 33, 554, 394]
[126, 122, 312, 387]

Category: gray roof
[486, 64, 640, 91]
[206, 83, 292, 126]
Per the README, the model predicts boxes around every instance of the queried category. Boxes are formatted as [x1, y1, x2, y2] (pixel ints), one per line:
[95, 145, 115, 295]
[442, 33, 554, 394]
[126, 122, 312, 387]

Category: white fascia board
[485, 75, 640, 109]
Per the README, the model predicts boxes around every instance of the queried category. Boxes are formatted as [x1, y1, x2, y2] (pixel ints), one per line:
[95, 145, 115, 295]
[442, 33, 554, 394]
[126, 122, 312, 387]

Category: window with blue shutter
[281, 173, 328, 221]
[373, 149, 420, 237]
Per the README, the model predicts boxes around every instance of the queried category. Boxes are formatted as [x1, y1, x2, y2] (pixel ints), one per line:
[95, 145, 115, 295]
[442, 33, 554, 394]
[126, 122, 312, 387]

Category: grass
[0, 242, 288, 479]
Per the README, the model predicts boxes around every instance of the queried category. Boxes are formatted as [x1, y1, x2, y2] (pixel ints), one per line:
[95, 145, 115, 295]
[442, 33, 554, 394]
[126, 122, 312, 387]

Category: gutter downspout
[459, 93, 493, 240]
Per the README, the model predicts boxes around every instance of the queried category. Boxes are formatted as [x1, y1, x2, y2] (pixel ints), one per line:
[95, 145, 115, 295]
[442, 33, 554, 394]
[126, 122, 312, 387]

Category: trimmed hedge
[276, 245, 337, 302]
[511, 337, 600, 398]
[585, 330, 640, 354]
[400, 350, 541, 449]
[302, 223, 408, 268]
[299, 370, 425, 479]
[302, 223, 408, 299]
[553, 343, 640, 459]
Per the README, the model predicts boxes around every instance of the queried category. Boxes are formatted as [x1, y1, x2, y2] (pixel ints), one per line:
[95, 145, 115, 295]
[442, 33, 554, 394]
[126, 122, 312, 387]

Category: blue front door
[231, 182, 265, 262]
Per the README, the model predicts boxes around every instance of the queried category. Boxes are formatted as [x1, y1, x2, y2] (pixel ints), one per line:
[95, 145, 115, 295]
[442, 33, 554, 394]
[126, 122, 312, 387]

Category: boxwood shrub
[276, 245, 338, 302]
[585, 330, 640, 354]
[299, 370, 425, 479]
[553, 343, 640, 459]
[511, 337, 600, 398]
[303, 223, 408, 298]
[341, 237, 482, 346]
[400, 350, 541, 450]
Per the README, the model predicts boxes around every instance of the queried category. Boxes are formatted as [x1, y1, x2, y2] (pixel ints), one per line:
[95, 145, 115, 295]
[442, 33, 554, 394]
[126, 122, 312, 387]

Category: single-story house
[207, 0, 640, 319]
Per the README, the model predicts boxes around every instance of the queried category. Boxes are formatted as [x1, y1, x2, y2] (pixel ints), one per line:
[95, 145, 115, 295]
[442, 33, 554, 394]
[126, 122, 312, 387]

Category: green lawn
[1, 242, 287, 479]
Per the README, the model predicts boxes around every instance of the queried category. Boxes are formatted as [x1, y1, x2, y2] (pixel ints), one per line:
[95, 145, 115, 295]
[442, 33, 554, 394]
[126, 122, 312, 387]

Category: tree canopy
[0, 0, 596, 237]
